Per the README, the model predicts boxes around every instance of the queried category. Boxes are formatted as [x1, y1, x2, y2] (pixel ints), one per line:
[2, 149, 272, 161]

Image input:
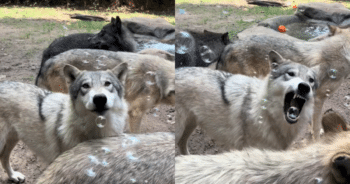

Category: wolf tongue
[288, 106, 299, 119]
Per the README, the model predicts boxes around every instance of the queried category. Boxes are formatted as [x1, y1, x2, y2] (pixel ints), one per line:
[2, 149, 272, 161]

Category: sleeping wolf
[176, 131, 350, 184]
[176, 50, 318, 154]
[0, 63, 128, 182]
[36, 132, 175, 184]
[36, 16, 137, 86]
[217, 25, 350, 140]
[35, 49, 175, 133]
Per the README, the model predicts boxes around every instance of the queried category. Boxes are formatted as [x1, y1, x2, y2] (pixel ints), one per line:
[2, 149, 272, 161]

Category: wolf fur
[176, 50, 318, 154]
[36, 132, 175, 184]
[137, 48, 175, 62]
[35, 49, 175, 133]
[217, 25, 350, 140]
[176, 131, 350, 184]
[0, 63, 128, 182]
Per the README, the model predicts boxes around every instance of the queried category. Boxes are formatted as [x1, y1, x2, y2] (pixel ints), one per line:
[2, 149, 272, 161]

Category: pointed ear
[116, 16, 122, 33]
[268, 50, 285, 70]
[331, 154, 350, 183]
[328, 24, 338, 36]
[63, 64, 81, 85]
[222, 32, 230, 45]
[110, 62, 128, 85]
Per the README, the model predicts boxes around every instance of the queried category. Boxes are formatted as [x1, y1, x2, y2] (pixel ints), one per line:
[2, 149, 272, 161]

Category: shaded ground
[175, 1, 350, 156]
[0, 14, 174, 184]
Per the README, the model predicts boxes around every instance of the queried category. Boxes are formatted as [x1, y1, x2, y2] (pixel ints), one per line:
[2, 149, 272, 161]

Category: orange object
[293, 5, 297, 9]
[278, 25, 286, 33]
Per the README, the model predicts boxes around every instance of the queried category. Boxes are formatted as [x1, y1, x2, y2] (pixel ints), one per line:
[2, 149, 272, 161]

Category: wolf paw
[9, 171, 25, 183]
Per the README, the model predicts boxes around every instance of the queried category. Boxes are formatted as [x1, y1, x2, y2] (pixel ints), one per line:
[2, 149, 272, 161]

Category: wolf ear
[222, 32, 230, 45]
[331, 154, 350, 183]
[63, 64, 81, 85]
[268, 50, 285, 69]
[115, 16, 122, 33]
[111, 62, 128, 85]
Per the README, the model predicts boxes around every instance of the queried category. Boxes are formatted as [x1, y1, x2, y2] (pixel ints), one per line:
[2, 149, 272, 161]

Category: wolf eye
[105, 81, 111, 86]
[287, 72, 295, 77]
[309, 78, 314, 83]
[82, 83, 90, 89]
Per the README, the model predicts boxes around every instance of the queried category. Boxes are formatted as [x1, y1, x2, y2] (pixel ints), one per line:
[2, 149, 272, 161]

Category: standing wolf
[0, 63, 128, 182]
[217, 25, 350, 140]
[176, 50, 318, 154]
[176, 131, 350, 184]
[36, 132, 175, 184]
[36, 16, 137, 85]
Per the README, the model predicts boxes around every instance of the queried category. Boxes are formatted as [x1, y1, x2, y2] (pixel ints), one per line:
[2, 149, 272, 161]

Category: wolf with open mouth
[175, 50, 318, 154]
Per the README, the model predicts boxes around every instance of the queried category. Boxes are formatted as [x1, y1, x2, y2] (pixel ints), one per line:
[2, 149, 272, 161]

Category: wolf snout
[93, 94, 108, 112]
[297, 82, 310, 97]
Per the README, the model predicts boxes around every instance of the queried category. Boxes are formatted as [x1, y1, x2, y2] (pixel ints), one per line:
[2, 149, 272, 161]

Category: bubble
[147, 96, 151, 101]
[122, 136, 140, 148]
[152, 107, 160, 117]
[96, 55, 108, 67]
[145, 180, 148, 183]
[314, 177, 323, 184]
[176, 31, 195, 54]
[126, 151, 138, 161]
[96, 116, 106, 128]
[328, 69, 337, 79]
[153, 113, 159, 117]
[261, 99, 268, 104]
[101, 147, 111, 154]
[258, 116, 263, 124]
[326, 89, 331, 93]
[88, 155, 100, 165]
[199, 45, 215, 64]
[63, 25, 68, 30]
[130, 178, 137, 183]
[86, 168, 96, 177]
[94, 65, 101, 70]
[82, 60, 89, 64]
[179, 9, 185, 14]
[325, 93, 330, 97]
[344, 95, 350, 109]
[261, 106, 267, 110]
[145, 71, 156, 86]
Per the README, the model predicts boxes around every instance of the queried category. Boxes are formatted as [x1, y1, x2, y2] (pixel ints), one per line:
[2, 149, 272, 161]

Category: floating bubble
[88, 155, 100, 165]
[176, 32, 195, 54]
[63, 25, 68, 30]
[261, 106, 267, 110]
[94, 65, 101, 70]
[147, 96, 151, 101]
[130, 178, 137, 183]
[325, 93, 330, 97]
[344, 95, 350, 109]
[258, 116, 263, 124]
[199, 45, 216, 64]
[145, 71, 156, 86]
[152, 107, 160, 117]
[326, 89, 331, 93]
[84, 52, 91, 57]
[261, 99, 268, 104]
[82, 60, 89, 64]
[314, 177, 323, 184]
[222, 10, 229, 14]
[86, 168, 96, 177]
[153, 113, 159, 117]
[126, 151, 138, 161]
[96, 116, 106, 128]
[145, 180, 148, 183]
[101, 147, 111, 154]
[96, 55, 108, 67]
[179, 9, 185, 14]
[328, 69, 337, 79]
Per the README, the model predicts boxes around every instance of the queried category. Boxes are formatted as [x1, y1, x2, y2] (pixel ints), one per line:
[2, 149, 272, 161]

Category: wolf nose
[298, 82, 310, 96]
[93, 95, 107, 108]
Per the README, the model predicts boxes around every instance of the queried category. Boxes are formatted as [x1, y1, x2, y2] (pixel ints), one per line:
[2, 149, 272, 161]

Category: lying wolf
[0, 63, 128, 182]
[217, 25, 350, 140]
[36, 16, 137, 86]
[176, 130, 350, 184]
[176, 50, 318, 154]
[36, 132, 175, 184]
[35, 49, 175, 133]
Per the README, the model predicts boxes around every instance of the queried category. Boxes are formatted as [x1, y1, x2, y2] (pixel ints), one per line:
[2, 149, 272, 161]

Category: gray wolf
[176, 131, 350, 184]
[0, 63, 128, 182]
[35, 49, 175, 133]
[36, 132, 175, 184]
[36, 16, 137, 85]
[217, 25, 350, 140]
[138, 48, 175, 61]
[175, 29, 231, 68]
[176, 50, 318, 154]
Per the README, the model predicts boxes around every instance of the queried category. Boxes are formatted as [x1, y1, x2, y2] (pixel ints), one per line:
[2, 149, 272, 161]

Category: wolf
[36, 16, 137, 86]
[217, 25, 350, 140]
[0, 63, 128, 182]
[35, 49, 175, 133]
[138, 48, 175, 61]
[176, 130, 350, 184]
[176, 50, 318, 155]
[36, 132, 175, 184]
[175, 29, 231, 68]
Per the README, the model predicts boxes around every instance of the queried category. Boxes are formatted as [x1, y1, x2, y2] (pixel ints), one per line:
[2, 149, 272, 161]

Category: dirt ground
[0, 18, 174, 184]
[175, 2, 350, 155]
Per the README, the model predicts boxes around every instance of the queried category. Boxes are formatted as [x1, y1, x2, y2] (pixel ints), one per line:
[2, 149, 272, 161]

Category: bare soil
[0, 17, 174, 184]
[175, 2, 350, 156]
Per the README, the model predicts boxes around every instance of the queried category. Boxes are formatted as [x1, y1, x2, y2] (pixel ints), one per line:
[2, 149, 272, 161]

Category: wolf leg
[176, 112, 197, 155]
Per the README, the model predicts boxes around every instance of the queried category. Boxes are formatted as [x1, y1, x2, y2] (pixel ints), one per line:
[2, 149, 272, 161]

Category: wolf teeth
[293, 94, 306, 100]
